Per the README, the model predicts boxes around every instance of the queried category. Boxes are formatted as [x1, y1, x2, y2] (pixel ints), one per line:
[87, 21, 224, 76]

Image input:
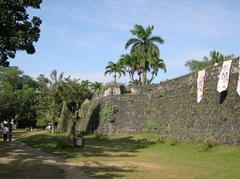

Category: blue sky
[11, 0, 240, 83]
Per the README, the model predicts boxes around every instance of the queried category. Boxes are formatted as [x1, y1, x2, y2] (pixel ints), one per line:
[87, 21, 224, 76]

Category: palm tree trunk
[150, 73, 154, 83]
[138, 72, 141, 86]
[114, 74, 117, 85]
[129, 72, 134, 83]
[142, 70, 147, 86]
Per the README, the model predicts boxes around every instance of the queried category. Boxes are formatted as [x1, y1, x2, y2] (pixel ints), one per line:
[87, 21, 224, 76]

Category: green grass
[21, 132, 240, 179]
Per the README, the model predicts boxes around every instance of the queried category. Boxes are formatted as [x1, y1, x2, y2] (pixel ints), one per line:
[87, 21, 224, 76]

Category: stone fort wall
[79, 60, 240, 144]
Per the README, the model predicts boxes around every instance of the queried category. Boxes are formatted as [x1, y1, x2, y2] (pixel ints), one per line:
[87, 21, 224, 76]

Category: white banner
[197, 70, 205, 103]
[217, 60, 232, 93]
[237, 59, 240, 96]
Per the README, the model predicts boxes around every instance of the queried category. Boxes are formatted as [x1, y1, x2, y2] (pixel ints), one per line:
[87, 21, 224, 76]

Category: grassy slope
[21, 132, 240, 179]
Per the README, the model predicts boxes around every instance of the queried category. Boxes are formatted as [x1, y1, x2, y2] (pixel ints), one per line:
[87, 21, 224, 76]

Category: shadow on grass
[19, 133, 156, 178]
[0, 142, 65, 179]
[80, 164, 136, 179]
[21, 134, 156, 159]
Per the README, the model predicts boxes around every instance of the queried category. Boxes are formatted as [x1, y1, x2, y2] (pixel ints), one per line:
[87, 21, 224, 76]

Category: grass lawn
[21, 132, 240, 179]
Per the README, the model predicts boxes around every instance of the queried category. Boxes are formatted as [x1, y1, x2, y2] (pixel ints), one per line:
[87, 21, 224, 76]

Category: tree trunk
[142, 70, 147, 86]
[138, 72, 141, 86]
[72, 121, 77, 146]
[129, 72, 134, 83]
[51, 108, 54, 134]
[114, 74, 117, 85]
[150, 73, 154, 84]
[57, 101, 67, 131]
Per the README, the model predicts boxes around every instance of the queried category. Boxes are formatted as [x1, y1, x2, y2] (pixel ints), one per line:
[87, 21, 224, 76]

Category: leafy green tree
[185, 50, 238, 71]
[90, 81, 104, 97]
[105, 61, 125, 84]
[125, 25, 165, 85]
[118, 54, 137, 83]
[0, 67, 38, 127]
[0, 0, 42, 66]
[62, 78, 92, 145]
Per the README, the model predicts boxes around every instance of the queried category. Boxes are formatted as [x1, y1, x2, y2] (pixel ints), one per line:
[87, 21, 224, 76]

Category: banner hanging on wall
[237, 59, 240, 96]
[197, 70, 205, 103]
[217, 60, 232, 93]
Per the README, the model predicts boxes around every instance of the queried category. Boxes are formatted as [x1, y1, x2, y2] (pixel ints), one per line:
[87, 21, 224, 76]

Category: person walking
[3, 125, 9, 142]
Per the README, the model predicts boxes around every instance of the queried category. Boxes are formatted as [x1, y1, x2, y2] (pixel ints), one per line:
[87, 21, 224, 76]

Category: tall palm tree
[125, 25, 164, 86]
[118, 54, 137, 83]
[104, 61, 125, 85]
[150, 58, 166, 83]
[90, 81, 104, 97]
[210, 50, 224, 64]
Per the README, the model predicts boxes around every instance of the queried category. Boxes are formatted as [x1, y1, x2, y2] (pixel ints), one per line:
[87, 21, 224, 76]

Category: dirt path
[0, 140, 90, 179]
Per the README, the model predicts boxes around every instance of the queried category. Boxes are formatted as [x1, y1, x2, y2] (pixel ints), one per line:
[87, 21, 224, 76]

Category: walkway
[0, 140, 90, 179]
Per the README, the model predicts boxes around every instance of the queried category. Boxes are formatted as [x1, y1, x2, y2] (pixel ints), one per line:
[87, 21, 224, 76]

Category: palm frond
[125, 38, 140, 49]
[149, 36, 164, 44]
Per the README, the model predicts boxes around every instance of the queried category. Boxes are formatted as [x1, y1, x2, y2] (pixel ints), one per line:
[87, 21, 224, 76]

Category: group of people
[1, 121, 13, 142]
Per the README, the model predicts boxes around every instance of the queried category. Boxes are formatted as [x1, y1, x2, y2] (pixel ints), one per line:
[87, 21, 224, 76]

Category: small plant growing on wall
[157, 91, 164, 97]
[101, 102, 118, 123]
[146, 120, 161, 131]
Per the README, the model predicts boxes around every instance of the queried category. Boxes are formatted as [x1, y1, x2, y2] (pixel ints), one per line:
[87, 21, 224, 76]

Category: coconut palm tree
[118, 54, 137, 83]
[210, 50, 224, 64]
[90, 81, 104, 97]
[104, 61, 125, 85]
[125, 25, 164, 86]
[150, 58, 166, 83]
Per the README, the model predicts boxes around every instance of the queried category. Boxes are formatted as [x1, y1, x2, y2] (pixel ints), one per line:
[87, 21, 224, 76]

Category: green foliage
[157, 91, 164, 97]
[185, 50, 238, 71]
[0, 0, 42, 66]
[146, 120, 161, 131]
[223, 116, 230, 122]
[124, 24, 166, 86]
[0, 67, 38, 127]
[104, 25, 166, 86]
[90, 81, 104, 97]
[105, 61, 125, 84]
[145, 106, 159, 114]
[36, 118, 48, 128]
[101, 103, 118, 123]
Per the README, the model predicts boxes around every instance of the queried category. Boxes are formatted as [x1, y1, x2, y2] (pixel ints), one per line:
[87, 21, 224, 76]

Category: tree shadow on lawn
[0, 140, 138, 179]
[80, 163, 136, 179]
[0, 143, 65, 179]
[20, 134, 157, 178]
[23, 134, 156, 159]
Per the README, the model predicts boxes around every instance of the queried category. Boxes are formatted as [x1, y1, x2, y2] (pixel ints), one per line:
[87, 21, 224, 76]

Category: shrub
[36, 118, 48, 128]
[101, 102, 118, 123]
[204, 137, 217, 148]
[157, 91, 164, 97]
[169, 138, 177, 145]
[158, 134, 166, 143]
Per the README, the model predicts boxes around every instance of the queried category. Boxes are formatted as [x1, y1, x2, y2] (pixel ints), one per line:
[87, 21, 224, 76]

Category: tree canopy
[105, 25, 166, 86]
[0, 0, 42, 66]
[185, 50, 239, 72]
